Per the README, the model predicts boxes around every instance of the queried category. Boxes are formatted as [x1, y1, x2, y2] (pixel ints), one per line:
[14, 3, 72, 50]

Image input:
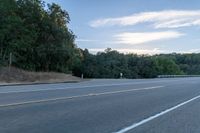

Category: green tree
[0, 0, 80, 73]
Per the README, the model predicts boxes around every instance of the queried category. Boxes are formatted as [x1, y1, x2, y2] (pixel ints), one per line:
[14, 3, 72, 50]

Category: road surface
[0, 78, 200, 133]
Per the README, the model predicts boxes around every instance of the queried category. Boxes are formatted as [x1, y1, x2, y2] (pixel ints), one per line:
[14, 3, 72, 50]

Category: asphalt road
[0, 78, 200, 133]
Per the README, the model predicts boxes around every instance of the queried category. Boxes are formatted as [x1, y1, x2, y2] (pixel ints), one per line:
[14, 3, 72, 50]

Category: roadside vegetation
[1, 0, 200, 79]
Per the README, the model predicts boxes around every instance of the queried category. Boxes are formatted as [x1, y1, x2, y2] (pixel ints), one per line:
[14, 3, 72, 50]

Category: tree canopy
[0, 0, 82, 73]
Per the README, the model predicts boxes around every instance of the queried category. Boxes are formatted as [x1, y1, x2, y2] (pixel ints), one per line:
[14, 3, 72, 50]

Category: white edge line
[0, 86, 164, 108]
[114, 94, 200, 133]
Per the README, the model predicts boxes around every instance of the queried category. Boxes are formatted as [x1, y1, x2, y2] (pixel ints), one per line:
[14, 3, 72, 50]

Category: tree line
[1, 0, 200, 78]
[73, 48, 200, 78]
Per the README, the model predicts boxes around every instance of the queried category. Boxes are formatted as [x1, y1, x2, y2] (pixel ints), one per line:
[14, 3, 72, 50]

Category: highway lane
[0, 78, 197, 93]
[0, 78, 197, 106]
[0, 78, 198, 106]
[0, 78, 200, 133]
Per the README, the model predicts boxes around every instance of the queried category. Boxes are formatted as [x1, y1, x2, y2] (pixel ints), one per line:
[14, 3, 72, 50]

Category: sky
[44, 0, 200, 54]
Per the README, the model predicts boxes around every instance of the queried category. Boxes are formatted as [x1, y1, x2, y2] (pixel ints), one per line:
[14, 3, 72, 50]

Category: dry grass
[0, 67, 81, 83]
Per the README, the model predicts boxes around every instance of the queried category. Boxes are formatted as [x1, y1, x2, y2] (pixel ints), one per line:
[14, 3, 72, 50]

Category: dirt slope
[0, 67, 81, 83]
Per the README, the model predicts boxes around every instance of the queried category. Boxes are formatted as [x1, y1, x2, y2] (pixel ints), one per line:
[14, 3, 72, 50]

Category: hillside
[0, 67, 81, 84]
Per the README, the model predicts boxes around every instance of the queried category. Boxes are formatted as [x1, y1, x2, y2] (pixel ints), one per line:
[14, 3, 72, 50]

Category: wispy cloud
[89, 48, 200, 55]
[90, 10, 200, 28]
[89, 48, 164, 55]
[188, 49, 200, 53]
[114, 31, 184, 45]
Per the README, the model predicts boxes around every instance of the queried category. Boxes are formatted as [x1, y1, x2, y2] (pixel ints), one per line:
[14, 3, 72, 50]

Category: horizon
[44, 0, 200, 55]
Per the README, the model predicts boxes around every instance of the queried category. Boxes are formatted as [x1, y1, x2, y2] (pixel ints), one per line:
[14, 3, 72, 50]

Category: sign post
[120, 73, 123, 79]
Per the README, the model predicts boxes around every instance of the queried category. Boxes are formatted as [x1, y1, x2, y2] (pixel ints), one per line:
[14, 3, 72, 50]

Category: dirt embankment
[0, 67, 81, 84]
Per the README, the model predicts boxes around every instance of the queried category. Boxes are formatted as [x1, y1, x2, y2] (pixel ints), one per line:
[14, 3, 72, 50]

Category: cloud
[90, 10, 200, 28]
[88, 48, 200, 55]
[114, 31, 184, 45]
[188, 49, 200, 53]
[89, 48, 164, 55]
